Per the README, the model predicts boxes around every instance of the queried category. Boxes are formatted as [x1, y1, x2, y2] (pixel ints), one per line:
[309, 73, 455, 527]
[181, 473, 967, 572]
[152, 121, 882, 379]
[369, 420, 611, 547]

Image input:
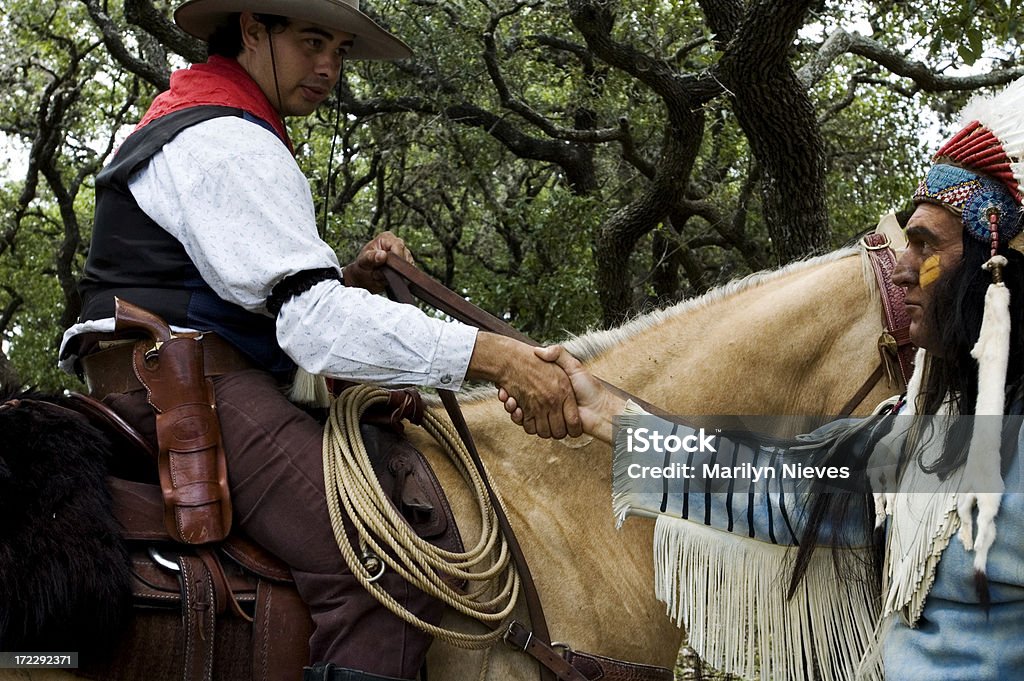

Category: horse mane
[449, 247, 867, 404]
[565, 247, 864, 361]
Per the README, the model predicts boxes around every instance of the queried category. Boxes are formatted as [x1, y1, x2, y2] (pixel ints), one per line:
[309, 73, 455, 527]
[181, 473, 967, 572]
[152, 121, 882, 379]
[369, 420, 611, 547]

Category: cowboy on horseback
[503, 78, 1024, 679]
[58, 1, 582, 678]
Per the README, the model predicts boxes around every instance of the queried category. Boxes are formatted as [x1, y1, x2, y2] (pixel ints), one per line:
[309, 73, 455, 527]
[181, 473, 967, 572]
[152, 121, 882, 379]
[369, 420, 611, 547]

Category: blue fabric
[615, 414, 876, 545]
[884, 447, 1024, 680]
[615, 411, 1024, 679]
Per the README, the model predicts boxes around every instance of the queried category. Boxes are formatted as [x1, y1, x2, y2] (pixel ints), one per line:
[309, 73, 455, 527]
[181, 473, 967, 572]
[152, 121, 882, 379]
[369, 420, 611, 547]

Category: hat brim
[174, 0, 412, 60]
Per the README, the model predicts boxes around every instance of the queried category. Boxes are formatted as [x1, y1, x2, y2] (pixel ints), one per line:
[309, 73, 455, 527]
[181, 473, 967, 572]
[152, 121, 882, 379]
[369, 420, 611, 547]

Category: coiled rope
[322, 384, 520, 648]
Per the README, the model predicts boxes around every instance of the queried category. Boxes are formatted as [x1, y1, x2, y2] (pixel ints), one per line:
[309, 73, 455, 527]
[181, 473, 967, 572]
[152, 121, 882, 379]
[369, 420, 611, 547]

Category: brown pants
[103, 369, 439, 678]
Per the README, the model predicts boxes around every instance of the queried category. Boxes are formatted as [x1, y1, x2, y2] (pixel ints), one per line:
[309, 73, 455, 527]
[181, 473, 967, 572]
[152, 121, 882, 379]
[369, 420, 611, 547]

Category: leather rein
[380, 255, 669, 681]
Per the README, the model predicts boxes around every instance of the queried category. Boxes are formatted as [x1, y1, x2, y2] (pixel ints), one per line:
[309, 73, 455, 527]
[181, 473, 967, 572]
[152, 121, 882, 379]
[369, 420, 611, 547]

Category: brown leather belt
[80, 333, 254, 397]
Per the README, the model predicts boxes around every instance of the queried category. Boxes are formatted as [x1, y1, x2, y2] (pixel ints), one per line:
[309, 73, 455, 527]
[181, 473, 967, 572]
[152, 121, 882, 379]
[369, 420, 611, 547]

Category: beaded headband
[913, 163, 1022, 251]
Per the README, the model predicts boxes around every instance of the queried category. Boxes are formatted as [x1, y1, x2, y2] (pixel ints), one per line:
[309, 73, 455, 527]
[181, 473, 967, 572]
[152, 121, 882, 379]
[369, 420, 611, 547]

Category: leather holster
[115, 298, 232, 544]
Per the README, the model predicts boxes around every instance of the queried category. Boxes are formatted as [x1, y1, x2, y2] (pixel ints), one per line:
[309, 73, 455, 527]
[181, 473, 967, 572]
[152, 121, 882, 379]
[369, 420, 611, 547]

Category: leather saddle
[66, 391, 462, 681]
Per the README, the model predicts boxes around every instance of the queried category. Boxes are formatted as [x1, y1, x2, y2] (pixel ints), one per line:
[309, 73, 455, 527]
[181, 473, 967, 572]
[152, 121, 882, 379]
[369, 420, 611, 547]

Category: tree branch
[482, 7, 624, 144]
[709, 0, 830, 262]
[616, 118, 655, 179]
[696, 0, 743, 50]
[0, 285, 23, 391]
[0, 287, 24, 337]
[124, 0, 206, 65]
[80, 0, 171, 90]
[802, 29, 1024, 92]
[3, 71, 68, 259]
[797, 27, 854, 87]
[848, 32, 1024, 91]
[568, 0, 721, 105]
[338, 82, 598, 192]
[527, 33, 595, 68]
[331, 149, 381, 214]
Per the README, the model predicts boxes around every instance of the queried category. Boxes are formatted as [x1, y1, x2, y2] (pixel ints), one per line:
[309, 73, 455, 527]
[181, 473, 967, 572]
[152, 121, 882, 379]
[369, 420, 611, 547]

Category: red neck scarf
[137, 55, 292, 153]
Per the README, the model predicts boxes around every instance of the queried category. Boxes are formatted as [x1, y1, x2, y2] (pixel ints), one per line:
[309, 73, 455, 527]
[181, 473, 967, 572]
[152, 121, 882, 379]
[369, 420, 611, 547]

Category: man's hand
[467, 333, 581, 439]
[499, 345, 624, 444]
[343, 231, 413, 294]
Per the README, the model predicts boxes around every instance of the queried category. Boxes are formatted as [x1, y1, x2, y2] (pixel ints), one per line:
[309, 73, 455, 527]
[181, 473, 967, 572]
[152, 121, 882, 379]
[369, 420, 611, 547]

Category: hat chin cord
[258, 15, 285, 120]
[322, 77, 343, 238]
[256, 15, 341, 239]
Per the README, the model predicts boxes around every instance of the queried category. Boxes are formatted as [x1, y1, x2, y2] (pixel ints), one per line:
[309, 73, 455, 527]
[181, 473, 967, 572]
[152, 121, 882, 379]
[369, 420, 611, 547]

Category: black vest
[78, 106, 295, 376]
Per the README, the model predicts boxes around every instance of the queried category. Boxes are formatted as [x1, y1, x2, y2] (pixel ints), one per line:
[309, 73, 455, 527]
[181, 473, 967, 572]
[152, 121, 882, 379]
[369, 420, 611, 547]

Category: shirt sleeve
[276, 279, 478, 388]
[127, 115, 477, 388]
[612, 402, 875, 546]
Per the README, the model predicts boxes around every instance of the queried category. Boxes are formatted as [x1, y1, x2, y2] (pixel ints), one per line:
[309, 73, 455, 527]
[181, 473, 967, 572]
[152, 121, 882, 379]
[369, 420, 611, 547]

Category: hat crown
[173, 0, 412, 60]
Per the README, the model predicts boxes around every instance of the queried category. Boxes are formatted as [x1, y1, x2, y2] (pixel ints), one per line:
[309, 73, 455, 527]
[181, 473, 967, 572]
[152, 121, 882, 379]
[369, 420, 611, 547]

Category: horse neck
[578, 251, 887, 416]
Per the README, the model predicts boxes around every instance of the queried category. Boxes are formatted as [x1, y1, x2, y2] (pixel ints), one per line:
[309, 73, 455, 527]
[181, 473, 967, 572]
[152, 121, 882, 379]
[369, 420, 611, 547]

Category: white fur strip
[959, 276, 1009, 568]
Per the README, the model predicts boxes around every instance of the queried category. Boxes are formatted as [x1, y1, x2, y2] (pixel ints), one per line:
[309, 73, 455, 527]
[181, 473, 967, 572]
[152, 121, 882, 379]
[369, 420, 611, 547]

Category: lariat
[322, 384, 520, 648]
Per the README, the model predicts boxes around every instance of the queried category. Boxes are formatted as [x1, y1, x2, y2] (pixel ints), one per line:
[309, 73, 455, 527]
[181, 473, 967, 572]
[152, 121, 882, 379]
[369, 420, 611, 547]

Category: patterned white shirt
[60, 115, 477, 388]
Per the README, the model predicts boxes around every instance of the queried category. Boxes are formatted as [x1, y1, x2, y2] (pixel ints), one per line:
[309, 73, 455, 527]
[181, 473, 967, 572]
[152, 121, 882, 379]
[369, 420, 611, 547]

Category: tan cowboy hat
[174, 0, 412, 60]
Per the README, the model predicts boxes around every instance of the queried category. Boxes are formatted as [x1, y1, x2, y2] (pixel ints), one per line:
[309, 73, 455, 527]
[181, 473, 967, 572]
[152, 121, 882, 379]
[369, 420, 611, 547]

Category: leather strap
[80, 332, 254, 397]
[197, 547, 252, 622]
[504, 621, 588, 681]
[862, 233, 915, 385]
[382, 260, 556, 681]
[255, 581, 315, 681]
[178, 554, 216, 681]
[436, 390, 558, 681]
[838, 364, 885, 418]
[563, 648, 675, 681]
[838, 234, 916, 417]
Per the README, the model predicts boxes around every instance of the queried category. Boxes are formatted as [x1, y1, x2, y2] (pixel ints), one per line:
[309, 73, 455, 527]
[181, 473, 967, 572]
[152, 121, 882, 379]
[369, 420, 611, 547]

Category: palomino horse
[7, 245, 896, 681]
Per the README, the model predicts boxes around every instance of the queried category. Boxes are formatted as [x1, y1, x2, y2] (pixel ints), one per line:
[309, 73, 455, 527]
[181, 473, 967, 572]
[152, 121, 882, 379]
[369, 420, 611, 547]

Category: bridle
[838, 232, 916, 416]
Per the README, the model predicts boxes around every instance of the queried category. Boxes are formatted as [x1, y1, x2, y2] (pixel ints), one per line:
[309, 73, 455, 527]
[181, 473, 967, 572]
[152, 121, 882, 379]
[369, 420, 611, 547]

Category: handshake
[490, 342, 624, 445]
[348, 235, 624, 442]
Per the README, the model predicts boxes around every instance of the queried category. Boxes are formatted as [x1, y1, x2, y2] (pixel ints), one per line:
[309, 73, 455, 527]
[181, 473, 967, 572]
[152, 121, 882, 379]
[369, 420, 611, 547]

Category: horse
[3, 244, 897, 681]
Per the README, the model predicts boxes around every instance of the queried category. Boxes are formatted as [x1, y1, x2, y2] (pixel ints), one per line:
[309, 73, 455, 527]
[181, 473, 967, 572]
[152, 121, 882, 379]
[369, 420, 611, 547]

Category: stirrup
[303, 663, 408, 681]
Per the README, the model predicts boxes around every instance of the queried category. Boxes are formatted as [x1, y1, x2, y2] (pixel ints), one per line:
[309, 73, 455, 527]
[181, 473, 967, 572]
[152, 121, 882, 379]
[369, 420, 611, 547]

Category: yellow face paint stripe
[919, 254, 941, 288]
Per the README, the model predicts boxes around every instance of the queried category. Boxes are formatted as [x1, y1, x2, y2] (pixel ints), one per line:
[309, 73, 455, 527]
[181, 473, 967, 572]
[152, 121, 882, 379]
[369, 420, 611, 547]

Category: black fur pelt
[0, 387, 131, 655]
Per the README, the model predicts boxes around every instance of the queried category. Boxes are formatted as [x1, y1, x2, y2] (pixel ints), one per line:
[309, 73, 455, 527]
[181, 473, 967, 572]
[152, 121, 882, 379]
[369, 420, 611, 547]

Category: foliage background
[1, 0, 1022, 395]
